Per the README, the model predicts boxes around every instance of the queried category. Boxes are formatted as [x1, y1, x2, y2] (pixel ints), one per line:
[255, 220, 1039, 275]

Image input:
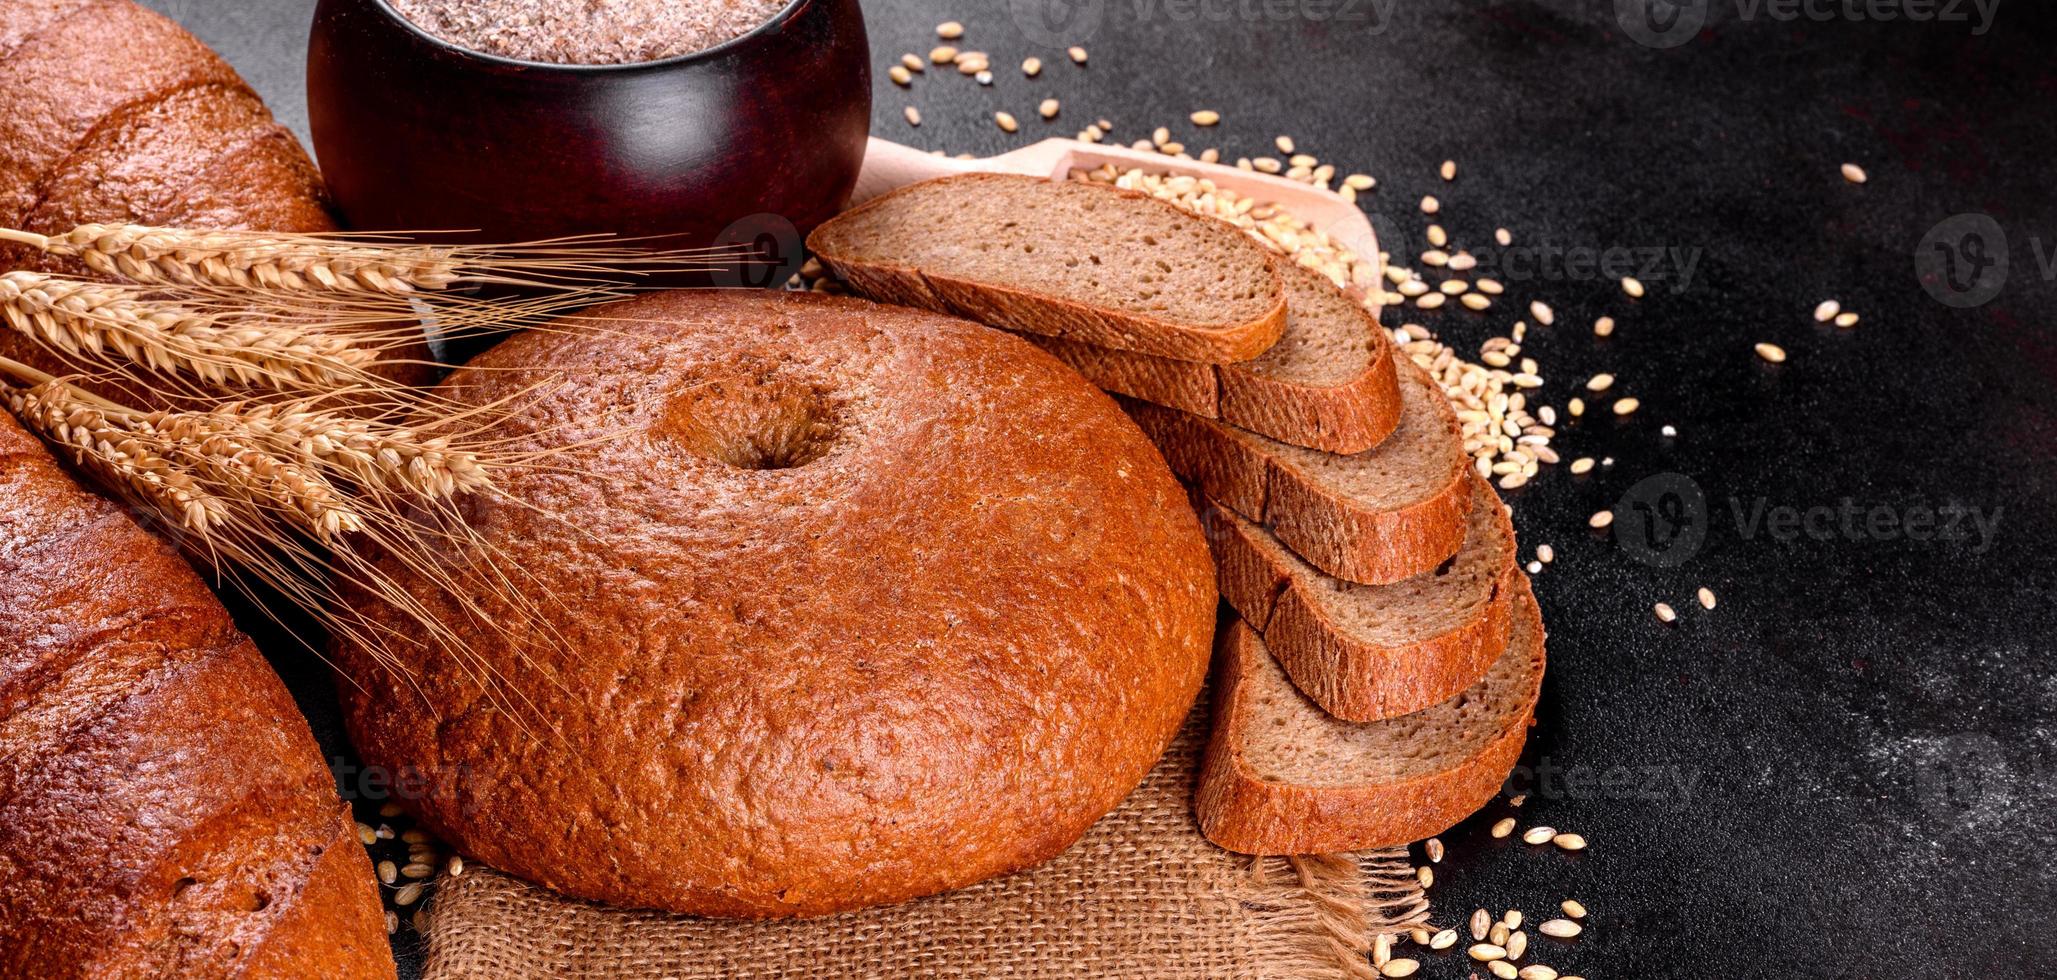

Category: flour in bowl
[387, 0, 791, 65]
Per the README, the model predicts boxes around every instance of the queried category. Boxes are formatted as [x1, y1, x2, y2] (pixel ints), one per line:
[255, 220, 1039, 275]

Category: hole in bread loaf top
[657, 375, 842, 471]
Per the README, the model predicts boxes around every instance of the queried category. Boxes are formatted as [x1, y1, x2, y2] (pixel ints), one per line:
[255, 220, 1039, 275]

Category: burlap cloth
[421, 706, 1432, 979]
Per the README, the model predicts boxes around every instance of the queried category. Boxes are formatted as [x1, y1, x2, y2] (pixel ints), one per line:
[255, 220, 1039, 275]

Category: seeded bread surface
[1031, 263, 1402, 453]
[808, 173, 1289, 364]
[1127, 358, 1471, 585]
[0, 411, 393, 979]
[332, 290, 1216, 919]
[1196, 579, 1546, 856]
[1205, 473, 1518, 722]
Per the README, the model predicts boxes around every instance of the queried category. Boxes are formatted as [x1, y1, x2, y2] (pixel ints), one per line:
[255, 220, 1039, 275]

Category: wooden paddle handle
[853, 138, 987, 204]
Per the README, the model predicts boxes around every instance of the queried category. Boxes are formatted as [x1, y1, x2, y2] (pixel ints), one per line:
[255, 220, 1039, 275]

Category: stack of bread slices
[811, 173, 1546, 855]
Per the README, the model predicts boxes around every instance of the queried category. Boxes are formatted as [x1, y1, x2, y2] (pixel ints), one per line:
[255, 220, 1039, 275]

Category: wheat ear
[1, 223, 747, 295]
[0, 360, 543, 680]
[5, 378, 366, 538]
[211, 396, 495, 500]
[0, 272, 382, 391]
[4, 377, 232, 533]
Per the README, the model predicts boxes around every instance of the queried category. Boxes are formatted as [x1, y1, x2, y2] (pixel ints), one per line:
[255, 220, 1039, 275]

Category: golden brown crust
[809, 173, 1290, 364]
[14, 85, 337, 251]
[1217, 320, 1401, 456]
[0, 411, 393, 979]
[0, 0, 101, 61]
[1024, 283, 1403, 455]
[333, 290, 1216, 919]
[1126, 360, 1471, 586]
[1204, 475, 1519, 723]
[1195, 584, 1546, 856]
[0, 0, 242, 231]
[1024, 332, 1222, 417]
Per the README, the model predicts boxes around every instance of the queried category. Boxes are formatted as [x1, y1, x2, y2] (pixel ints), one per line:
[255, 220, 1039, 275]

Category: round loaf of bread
[333, 290, 1215, 918]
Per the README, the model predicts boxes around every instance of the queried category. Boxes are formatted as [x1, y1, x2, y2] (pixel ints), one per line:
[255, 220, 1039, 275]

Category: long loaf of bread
[0, 410, 393, 978]
[2, 2, 396, 973]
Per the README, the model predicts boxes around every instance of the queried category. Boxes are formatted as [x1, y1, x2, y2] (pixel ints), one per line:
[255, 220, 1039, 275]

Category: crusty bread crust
[1195, 582, 1546, 856]
[334, 290, 1216, 919]
[1217, 332, 1401, 455]
[1125, 359, 1471, 586]
[1204, 474, 1519, 723]
[1026, 265, 1403, 454]
[1025, 333, 1222, 417]
[809, 173, 1290, 364]
[0, 411, 392, 979]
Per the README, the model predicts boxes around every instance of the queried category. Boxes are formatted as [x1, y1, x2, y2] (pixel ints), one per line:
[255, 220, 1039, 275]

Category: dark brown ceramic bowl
[307, 0, 869, 265]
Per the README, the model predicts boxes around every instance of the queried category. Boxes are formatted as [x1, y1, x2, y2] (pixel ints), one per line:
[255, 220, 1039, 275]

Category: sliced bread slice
[1204, 472, 1519, 722]
[1195, 578, 1546, 856]
[807, 173, 1288, 364]
[1125, 357, 1470, 585]
[1027, 262, 1402, 454]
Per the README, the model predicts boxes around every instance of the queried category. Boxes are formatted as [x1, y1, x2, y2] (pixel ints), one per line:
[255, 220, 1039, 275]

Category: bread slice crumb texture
[1027, 262, 1400, 453]
[1237, 263, 1381, 387]
[1257, 363, 1460, 507]
[809, 173, 1287, 363]
[1226, 475, 1513, 650]
[1240, 583, 1543, 788]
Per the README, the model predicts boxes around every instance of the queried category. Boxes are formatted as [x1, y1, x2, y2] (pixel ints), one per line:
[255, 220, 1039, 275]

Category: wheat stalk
[1, 223, 750, 295]
[226, 397, 495, 500]
[0, 271, 383, 391]
[4, 377, 231, 532]
[4, 376, 367, 539]
[0, 359, 569, 701]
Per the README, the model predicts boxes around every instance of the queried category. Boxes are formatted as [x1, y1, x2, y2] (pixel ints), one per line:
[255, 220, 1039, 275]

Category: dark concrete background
[135, 0, 2057, 976]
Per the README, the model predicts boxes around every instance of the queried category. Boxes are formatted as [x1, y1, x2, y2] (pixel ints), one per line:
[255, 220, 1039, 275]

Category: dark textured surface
[138, 0, 2057, 976]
